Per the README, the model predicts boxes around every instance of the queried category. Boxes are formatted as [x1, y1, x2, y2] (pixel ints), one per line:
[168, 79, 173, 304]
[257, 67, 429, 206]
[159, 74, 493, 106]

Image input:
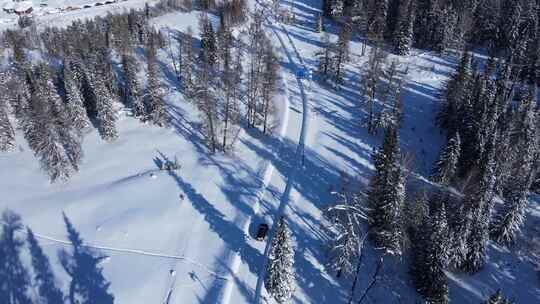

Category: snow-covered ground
[1, 0, 539, 303]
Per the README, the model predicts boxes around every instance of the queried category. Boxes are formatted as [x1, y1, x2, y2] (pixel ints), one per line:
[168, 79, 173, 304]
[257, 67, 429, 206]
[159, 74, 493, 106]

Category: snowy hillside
[1, 0, 539, 303]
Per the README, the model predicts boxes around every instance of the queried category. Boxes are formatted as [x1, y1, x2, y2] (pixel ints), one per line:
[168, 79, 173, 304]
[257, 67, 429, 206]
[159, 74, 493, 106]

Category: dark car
[255, 223, 269, 241]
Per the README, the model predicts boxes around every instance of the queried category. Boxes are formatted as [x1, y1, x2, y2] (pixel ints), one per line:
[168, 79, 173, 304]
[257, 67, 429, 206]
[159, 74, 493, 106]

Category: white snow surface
[1, 0, 539, 303]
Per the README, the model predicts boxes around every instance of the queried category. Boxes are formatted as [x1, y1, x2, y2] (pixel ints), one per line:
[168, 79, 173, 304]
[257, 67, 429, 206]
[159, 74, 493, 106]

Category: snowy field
[1, 0, 539, 303]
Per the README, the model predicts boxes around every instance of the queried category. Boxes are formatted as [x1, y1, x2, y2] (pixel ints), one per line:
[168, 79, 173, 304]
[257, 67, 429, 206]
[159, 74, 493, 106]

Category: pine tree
[457, 135, 497, 273]
[0, 210, 32, 304]
[367, 125, 405, 255]
[0, 100, 15, 152]
[145, 36, 169, 127]
[63, 62, 91, 131]
[121, 53, 145, 120]
[27, 228, 64, 304]
[491, 84, 538, 245]
[432, 132, 461, 185]
[333, 22, 352, 85]
[315, 32, 333, 78]
[361, 46, 386, 134]
[394, 0, 414, 56]
[94, 81, 118, 141]
[367, 0, 388, 42]
[411, 201, 450, 303]
[199, 13, 217, 66]
[485, 289, 512, 304]
[265, 217, 295, 303]
[58, 213, 114, 304]
[181, 27, 196, 98]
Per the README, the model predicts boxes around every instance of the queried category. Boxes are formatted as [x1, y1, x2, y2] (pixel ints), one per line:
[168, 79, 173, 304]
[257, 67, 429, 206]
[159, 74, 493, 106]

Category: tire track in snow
[217, 8, 295, 304]
[251, 2, 313, 303]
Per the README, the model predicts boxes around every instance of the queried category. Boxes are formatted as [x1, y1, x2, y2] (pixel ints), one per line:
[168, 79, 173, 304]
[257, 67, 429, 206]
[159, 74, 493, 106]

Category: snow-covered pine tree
[94, 79, 118, 141]
[361, 46, 386, 134]
[333, 21, 352, 85]
[246, 12, 265, 128]
[181, 27, 196, 98]
[325, 188, 367, 278]
[432, 132, 461, 185]
[194, 55, 219, 153]
[261, 43, 279, 134]
[26, 228, 64, 304]
[393, 0, 414, 56]
[0, 100, 15, 152]
[265, 217, 295, 303]
[411, 200, 450, 303]
[497, 0, 522, 51]
[199, 13, 217, 67]
[315, 32, 333, 78]
[436, 51, 472, 136]
[145, 35, 169, 127]
[458, 134, 497, 273]
[491, 84, 538, 245]
[366, 0, 388, 42]
[0, 210, 32, 304]
[485, 289, 512, 304]
[58, 213, 114, 304]
[367, 125, 405, 255]
[121, 53, 146, 120]
[63, 61, 91, 131]
[315, 13, 323, 32]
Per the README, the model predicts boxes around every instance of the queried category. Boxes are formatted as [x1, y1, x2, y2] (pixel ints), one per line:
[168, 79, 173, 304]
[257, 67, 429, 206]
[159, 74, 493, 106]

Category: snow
[1, 0, 539, 303]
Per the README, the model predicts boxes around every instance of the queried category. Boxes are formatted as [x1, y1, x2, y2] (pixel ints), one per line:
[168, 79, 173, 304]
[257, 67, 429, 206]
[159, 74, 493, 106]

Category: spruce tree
[485, 289, 512, 304]
[0, 100, 15, 152]
[491, 84, 538, 245]
[145, 36, 168, 127]
[181, 27, 196, 98]
[58, 213, 114, 304]
[121, 53, 145, 120]
[0, 210, 32, 304]
[199, 13, 217, 66]
[63, 62, 90, 132]
[333, 22, 352, 85]
[393, 0, 414, 56]
[367, 125, 405, 255]
[27, 228, 64, 304]
[432, 132, 461, 185]
[265, 217, 295, 303]
[367, 0, 388, 42]
[411, 201, 450, 303]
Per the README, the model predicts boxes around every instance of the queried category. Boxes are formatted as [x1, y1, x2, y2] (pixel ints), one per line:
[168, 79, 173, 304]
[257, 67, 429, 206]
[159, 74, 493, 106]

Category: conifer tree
[94, 81, 118, 141]
[457, 135, 497, 273]
[432, 132, 461, 185]
[58, 213, 114, 304]
[491, 84, 538, 245]
[411, 201, 450, 303]
[367, 0, 388, 42]
[121, 53, 145, 120]
[485, 289, 512, 304]
[315, 32, 333, 78]
[0, 100, 15, 152]
[265, 217, 295, 303]
[367, 125, 405, 255]
[333, 22, 352, 85]
[63, 62, 90, 132]
[394, 0, 414, 56]
[361, 46, 386, 134]
[27, 228, 64, 304]
[199, 13, 217, 66]
[181, 27, 196, 98]
[0, 210, 32, 304]
[145, 36, 168, 127]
